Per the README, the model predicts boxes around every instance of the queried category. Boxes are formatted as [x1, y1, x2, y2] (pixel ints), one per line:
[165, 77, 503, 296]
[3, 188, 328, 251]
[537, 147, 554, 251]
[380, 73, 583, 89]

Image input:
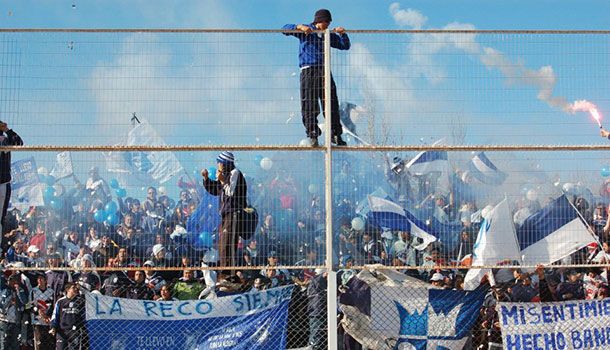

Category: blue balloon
[105, 213, 120, 226]
[104, 200, 118, 215]
[44, 186, 56, 200]
[602, 168, 610, 178]
[195, 232, 213, 248]
[109, 178, 120, 189]
[49, 198, 63, 210]
[209, 167, 217, 181]
[44, 175, 56, 186]
[115, 188, 127, 198]
[93, 210, 105, 223]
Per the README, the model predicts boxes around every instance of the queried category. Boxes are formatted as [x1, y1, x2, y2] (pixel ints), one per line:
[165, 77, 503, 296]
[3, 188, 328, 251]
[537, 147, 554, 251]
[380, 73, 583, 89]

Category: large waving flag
[406, 141, 451, 195]
[406, 150, 449, 176]
[10, 157, 45, 211]
[464, 198, 521, 290]
[49, 151, 74, 180]
[368, 195, 461, 251]
[104, 117, 184, 186]
[517, 195, 596, 265]
[467, 152, 507, 185]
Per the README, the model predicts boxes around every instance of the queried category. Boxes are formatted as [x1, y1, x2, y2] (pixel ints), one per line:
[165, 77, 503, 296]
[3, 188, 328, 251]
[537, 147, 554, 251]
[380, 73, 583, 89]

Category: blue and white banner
[10, 157, 44, 211]
[86, 285, 293, 350]
[498, 299, 610, 350]
[516, 195, 596, 265]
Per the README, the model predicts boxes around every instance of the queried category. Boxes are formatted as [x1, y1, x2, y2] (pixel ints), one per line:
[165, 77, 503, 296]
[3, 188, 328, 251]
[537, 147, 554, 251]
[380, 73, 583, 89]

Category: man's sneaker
[308, 137, 319, 147]
[331, 135, 347, 146]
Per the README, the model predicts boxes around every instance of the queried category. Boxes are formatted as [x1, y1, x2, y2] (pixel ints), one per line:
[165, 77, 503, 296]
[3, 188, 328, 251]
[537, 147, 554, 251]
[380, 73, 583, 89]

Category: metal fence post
[324, 27, 338, 350]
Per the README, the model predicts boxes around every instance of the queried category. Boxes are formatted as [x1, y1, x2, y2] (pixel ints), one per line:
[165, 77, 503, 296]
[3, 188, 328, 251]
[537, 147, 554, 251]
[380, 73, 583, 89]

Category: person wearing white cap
[0, 120, 22, 255]
[430, 272, 445, 288]
[201, 151, 248, 280]
[26, 245, 45, 269]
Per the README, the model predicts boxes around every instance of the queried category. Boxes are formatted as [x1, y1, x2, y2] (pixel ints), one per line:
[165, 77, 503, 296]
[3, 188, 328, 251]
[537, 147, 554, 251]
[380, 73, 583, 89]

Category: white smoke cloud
[389, 2, 428, 29]
[390, 2, 599, 119]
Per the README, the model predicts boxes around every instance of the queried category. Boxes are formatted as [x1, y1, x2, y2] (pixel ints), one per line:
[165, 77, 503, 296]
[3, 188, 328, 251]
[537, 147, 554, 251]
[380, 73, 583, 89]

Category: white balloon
[37, 167, 49, 176]
[526, 189, 538, 201]
[299, 138, 312, 146]
[260, 157, 273, 171]
[481, 205, 494, 220]
[351, 217, 365, 231]
[308, 184, 318, 194]
[53, 183, 65, 197]
[158, 186, 167, 196]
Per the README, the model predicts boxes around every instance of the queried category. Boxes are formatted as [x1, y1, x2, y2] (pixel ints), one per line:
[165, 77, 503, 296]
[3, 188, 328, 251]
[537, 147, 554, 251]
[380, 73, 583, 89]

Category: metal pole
[324, 28, 338, 350]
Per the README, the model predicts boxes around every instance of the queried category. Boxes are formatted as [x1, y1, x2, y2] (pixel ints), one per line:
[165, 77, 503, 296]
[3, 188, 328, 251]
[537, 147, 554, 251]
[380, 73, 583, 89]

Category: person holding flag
[0, 120, 22, 254]
[201, 152, 248, 280]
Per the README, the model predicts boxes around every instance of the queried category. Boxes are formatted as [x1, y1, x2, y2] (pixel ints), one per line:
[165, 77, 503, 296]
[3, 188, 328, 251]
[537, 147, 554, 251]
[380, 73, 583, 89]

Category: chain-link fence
[0, 29, 609, 349]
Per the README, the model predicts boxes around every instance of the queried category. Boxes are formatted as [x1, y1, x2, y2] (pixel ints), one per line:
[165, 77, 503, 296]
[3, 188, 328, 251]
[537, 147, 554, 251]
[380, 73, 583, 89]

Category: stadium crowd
[1, 151, 610, 349]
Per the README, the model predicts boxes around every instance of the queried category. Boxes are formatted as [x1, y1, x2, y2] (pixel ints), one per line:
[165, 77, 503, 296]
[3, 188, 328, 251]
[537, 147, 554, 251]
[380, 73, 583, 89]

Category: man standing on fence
[202, 152, 247, 280]
[283, 9, 351, 147]
[0, 121, 23, 255]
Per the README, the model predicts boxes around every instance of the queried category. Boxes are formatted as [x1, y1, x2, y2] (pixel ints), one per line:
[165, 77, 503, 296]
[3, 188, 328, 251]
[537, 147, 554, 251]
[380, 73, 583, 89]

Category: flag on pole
[517, 195, 596, 265]
[49, 151, 74, 180]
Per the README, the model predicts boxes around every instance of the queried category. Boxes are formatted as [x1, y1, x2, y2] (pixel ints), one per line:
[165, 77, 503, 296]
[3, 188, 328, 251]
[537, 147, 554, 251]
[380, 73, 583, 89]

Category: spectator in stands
[46, 253, 71, 302]
[261, 251, 290, 287]
[143, 187, 157, 215]
[74, 255, 101, 293]
[307, 271, 328, 350]
[172, 270, 205, 300]
[157, 285, 177, 301]
[0, 274, 28, 350]
[0, 121, 22, 254]
[51, 283, 86, 349]
[30, 274, 54, 350]
[556, 269, 585, 301]
[430, 273, 445, 288]
[282, 9, 350, 147]
[202, 151, 248, 280]
[85, 166, 111, 202]
[143, 260, 165, 296]
[125, 270, 154, 300]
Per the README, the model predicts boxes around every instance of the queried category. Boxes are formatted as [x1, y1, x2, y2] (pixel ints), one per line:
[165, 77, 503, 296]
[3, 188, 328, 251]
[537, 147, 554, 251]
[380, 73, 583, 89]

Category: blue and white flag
[10, 157, 44, 211]
[368, 195, 437, 250]
[104, 117, 184, 186]
[394, 288, 486, 350]
[516, 195, 596, 265]
[467, 152, 506, 185]
[340, 269, 485, 350]
[368, 196, 463, 251]
[49, 151, 74, 180]
[406, 150, 449, 176]
[406, 142, 451, 195]
[464, 198, 521, 290]
[86, 285, 293, 350]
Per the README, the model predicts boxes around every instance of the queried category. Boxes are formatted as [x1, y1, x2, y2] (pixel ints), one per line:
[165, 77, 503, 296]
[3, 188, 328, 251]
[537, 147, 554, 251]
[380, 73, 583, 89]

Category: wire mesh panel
[1, 29, 610, 350]
[333, 31, 610, 146]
